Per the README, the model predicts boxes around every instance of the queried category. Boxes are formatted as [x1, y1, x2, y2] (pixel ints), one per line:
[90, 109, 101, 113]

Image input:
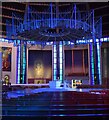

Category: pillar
[52, 41, 64, 83]
[93, 43, 100, 84]
[88, 44, 94, 85]
[16, 40, 27, 84]
[88, 41, 102, 85]
[89, 10, 102, 85]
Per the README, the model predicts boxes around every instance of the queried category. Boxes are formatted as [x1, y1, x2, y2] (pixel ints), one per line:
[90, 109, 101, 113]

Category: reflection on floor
[6, 84, 109, 99]
[2, 84, 109, 120]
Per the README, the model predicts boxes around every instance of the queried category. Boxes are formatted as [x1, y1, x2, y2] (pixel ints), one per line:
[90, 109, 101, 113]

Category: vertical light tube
[59, 41, 63, 83]
[17, 40, 21, 84]
[91, 44, 94, 85]
[53, 43, 57, 81]
[91, 10, 96, 85]
[97, 41, 102, 85]
[89, 44, 94, 85]
[24, 44, 27, 83]
[22, 45, 25, 83]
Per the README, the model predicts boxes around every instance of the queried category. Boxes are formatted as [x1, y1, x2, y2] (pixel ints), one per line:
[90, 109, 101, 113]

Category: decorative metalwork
[6, 3, 102, 43]
[4, 3, 105, 85]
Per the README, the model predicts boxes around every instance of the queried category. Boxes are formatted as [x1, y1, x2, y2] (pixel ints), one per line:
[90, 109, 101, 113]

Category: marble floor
[5, 84, 108, 99]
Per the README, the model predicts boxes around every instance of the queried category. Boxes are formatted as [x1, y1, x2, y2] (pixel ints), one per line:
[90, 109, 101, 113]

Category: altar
[49, 80, 61, 88]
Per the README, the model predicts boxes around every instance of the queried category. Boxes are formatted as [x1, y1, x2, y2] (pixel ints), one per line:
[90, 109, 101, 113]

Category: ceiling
[1, 2, 109, 38]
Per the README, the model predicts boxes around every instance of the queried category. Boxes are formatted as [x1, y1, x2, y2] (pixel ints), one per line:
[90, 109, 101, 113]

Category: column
[16, 40, 27, 84]
[88, 41, 102, 85]
[52, 41, 64, 83]
[93, 43, 99, 85]
[52, 42, 57, 81]
[90, 10, 102, 85]
[96, 41, 102, 85]
[88, 44, 94, 85]
[59, 41, 64, 83]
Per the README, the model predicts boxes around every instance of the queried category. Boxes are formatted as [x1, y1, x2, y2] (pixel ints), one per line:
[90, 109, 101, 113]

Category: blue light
[60, 64, 62, 69]
[54, 58, 56, 63]
[17, 44, 21, 84]
[79, 40, 82, 43]
[53, 69, 57, 80]
[59, 114, 64, 116]
[90, 44, 94, 85]
[60, 76, 62, 81]
[71, 42, 74, 45]
[46, 42, 50, 45]
[96, 39, 99, 42]
[76, 40, 79, 44]
[104, 38, 107, 41]
[84, 40, 87, 43]
[50, 42, 53, 44]
[54, 45, 56, 52]
[68, 41, 70, 45]
[2, 38, 5, 41]
[97, 42, 102, 85]
[54, 52, 56, 57]
[53, 44, 57, 81]
[90, 39, 93, 43]
[54, 64, 56, 69]
[59, 42, 63, 83]
[54, 75, 56, 80]
[100, 38, 103, 42]
[60, 53, 62, 58]
[59, 46, 63, 52]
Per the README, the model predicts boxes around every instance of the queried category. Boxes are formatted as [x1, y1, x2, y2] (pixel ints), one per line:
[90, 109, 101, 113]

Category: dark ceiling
[1, 2, 109, 38]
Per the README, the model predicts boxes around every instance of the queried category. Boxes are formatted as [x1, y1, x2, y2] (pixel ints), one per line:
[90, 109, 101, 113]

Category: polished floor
[2, 85, 109, 120]
[4, 83, 108, 99]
